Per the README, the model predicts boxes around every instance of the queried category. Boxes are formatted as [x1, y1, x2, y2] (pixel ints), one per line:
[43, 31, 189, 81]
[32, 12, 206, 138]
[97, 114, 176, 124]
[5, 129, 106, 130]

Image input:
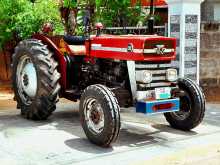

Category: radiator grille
[135, 62, 175, 90]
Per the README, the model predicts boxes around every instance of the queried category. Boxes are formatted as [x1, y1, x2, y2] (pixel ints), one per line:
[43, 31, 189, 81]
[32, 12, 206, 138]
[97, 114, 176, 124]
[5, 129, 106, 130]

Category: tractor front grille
[135, 62, 174, 91]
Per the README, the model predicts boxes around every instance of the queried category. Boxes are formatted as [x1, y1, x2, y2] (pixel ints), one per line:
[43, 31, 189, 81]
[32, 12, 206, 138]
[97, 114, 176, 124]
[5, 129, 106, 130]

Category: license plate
[155, 87, 171, 100]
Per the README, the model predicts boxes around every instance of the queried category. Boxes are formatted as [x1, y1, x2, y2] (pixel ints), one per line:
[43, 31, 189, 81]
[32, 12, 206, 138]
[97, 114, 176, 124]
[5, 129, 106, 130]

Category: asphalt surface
[0, 98, 220, 165]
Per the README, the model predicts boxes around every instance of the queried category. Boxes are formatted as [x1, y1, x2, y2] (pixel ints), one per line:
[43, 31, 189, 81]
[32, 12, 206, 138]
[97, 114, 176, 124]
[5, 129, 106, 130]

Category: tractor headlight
[136, 70, 152, 84]
[166, 69, 178, 82]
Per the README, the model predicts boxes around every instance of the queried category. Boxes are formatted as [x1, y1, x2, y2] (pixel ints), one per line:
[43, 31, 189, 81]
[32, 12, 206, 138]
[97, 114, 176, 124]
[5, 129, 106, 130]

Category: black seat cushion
[63, 35, 86, 45]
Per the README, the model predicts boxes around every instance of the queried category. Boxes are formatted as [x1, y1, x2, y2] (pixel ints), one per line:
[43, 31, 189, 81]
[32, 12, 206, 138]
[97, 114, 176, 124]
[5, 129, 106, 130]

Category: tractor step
[63, 89, 81, 102]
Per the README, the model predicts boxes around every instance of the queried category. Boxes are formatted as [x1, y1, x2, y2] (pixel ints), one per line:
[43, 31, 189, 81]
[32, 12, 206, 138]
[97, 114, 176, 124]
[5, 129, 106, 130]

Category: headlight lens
[166, 69, 178, 82]
[136, 70, 152, 84]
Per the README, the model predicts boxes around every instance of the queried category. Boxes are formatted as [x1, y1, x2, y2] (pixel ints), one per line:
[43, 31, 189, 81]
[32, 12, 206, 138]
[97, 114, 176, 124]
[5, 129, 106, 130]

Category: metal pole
[148, 0, 154, 34]
[150, 0, 154, 15]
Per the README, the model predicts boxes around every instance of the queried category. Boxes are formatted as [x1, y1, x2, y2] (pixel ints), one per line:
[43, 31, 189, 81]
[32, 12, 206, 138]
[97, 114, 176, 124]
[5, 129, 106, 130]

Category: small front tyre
[79, 85, 121, 147]
[164, 78, 205, 131]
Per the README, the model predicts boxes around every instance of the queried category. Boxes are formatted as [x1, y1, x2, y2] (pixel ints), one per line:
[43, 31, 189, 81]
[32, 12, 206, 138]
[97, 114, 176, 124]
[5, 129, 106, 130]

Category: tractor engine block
[79, 59, 128, 89]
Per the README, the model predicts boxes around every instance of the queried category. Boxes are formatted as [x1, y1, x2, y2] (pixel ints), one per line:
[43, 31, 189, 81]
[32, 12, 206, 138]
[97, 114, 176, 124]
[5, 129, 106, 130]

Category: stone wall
[201, 0, 214, 22]
[201, 0, 220, 22]
[200, 22, 220, 101]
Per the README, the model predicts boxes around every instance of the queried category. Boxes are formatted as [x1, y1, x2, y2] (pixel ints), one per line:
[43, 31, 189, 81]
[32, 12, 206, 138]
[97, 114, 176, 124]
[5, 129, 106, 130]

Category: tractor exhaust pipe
[148, 0, 154, 34]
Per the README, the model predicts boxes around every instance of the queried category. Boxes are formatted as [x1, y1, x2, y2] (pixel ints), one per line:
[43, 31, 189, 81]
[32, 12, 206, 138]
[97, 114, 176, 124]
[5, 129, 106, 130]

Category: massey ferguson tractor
[12, 21, 205, 147]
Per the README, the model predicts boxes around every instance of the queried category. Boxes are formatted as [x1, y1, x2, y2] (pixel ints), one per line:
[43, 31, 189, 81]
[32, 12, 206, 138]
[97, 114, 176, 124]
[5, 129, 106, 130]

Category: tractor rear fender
[32, 34, 67, 91]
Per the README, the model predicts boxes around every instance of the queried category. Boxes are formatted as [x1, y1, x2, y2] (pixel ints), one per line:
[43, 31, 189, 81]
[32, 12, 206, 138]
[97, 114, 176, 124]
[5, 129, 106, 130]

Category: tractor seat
[68, 45, 86, 55]
[63, 35, 86, 45]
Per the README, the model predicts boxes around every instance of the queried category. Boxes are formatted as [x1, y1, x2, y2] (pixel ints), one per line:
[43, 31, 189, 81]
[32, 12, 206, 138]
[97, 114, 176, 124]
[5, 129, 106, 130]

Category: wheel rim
[83, 98, 105, 135]
[16, 55, 37, 105]
[171, 94, 191, 121]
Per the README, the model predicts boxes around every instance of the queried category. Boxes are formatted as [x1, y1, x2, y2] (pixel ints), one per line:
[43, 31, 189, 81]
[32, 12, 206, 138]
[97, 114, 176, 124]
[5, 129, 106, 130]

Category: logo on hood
[127, 43, 134, 52]
[156, 45, 166, 55]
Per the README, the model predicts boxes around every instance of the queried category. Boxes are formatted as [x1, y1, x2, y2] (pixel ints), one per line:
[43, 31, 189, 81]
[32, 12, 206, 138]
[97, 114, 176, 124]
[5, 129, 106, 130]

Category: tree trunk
[0, 49, 11, 82]
[60, 7, 78, 35]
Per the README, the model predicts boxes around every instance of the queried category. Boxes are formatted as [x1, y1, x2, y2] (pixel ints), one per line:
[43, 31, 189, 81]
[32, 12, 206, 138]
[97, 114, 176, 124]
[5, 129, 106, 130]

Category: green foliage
[74, 0, 144, 27]
[0, 0, 63, 49]
[63, 0, 77, 8]
[64, 0, 145, 35]
[62, 0, 144, 28]
[0, 0, 148, 48]
[95, 0, 144, 27]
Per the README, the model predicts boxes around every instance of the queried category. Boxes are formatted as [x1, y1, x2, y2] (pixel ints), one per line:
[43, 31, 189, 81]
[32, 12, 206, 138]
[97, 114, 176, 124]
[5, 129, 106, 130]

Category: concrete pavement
[0, 98, 220, 165]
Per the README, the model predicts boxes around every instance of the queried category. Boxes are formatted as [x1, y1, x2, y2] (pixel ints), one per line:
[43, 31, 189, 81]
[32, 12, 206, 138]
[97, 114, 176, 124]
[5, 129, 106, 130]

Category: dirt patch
[0, 81, 12, 93]
[0, 99, 16, 109]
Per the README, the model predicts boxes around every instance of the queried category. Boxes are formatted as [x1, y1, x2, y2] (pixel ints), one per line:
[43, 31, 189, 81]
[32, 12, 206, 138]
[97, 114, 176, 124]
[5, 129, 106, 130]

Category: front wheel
[164, 78, 205, 131]
[79, 85, 121, 147]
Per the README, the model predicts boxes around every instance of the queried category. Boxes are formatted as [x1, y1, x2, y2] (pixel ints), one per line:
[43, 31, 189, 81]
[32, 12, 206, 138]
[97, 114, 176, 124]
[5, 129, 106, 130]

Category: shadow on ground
[0, 101, 203, 155]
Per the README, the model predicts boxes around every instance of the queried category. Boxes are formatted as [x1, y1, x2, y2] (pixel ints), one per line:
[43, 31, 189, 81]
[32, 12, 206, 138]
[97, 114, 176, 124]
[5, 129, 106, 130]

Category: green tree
[0, 0, 146, 48]
[59, 0, 144, 34]
[0, 0, 63, 49]
[63, 0, 77, 8]
[95, 0, 143, 27]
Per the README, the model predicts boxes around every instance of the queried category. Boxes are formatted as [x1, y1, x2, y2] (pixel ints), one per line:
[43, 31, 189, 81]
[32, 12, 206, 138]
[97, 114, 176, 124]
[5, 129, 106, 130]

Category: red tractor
[12, 23, 205, 147]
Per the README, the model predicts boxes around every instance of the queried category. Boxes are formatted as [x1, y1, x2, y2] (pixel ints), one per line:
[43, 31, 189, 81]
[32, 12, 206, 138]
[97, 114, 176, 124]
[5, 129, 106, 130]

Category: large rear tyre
[12, 39, 61, 120]
[164, 78, 205, 131]
[79, 84, 121, 147]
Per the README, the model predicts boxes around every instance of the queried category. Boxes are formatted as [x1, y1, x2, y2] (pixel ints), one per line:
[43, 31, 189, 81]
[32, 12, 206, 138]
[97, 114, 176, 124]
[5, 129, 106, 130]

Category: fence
[103, 24, 168, 36]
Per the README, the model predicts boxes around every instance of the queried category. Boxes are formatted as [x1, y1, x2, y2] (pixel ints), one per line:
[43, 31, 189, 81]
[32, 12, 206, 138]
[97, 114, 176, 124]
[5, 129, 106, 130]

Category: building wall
[201, 0, 214, 22]
[201, 0, 220, 22]
[200, 22, 220, 101]
[200, 0, 220, 101]
[214, 3, 220, 21]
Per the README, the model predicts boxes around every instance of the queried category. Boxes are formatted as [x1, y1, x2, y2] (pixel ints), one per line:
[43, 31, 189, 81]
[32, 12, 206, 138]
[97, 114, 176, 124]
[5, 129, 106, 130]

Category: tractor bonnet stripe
[91, 45, 175, 54]
[91, 45, 143, 53]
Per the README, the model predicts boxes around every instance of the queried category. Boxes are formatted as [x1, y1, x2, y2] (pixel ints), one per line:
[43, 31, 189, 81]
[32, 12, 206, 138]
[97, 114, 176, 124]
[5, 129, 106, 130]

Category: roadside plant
[0, 0, 63, 49]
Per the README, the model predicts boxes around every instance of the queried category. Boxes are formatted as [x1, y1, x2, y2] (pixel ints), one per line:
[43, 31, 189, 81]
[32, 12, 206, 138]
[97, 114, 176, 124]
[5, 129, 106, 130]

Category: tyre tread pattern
[80, 84, 121, 147]
[164, 78, 206, 130]
[12, 39, 60, 120]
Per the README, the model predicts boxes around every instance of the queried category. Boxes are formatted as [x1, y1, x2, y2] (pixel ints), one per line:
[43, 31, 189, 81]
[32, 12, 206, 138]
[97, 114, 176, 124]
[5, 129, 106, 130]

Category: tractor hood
[88, 34, 177, 62]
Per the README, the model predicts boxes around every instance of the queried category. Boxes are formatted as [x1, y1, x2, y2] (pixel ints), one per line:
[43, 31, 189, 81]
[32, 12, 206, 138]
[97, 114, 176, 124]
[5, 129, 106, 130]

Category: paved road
[0, 99, 220, 165]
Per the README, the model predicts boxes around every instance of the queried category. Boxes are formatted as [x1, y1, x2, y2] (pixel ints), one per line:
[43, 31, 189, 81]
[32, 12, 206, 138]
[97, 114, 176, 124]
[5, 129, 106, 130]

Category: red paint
[32, 33, 177, 92]
[131, 0, 167, 7]
[32, 34, 67, 90]
[90, 35, 176, 61]
[84, 57, 96, 64]
[64, 42, 73, 55]
[153, 103, 174, 111]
